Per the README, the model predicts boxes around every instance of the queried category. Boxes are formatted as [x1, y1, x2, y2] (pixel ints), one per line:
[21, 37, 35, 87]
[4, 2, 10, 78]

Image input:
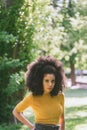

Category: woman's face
[43, 74, 55, 94]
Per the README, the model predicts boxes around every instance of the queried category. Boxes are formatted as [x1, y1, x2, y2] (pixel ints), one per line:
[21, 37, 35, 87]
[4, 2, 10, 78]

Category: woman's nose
[49, 82, 52, 86]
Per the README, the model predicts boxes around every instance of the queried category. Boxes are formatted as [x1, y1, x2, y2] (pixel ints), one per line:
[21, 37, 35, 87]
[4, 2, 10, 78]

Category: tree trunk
[70, 62, 76, 86]
[12, 44, 20, 59]
[1, 0, 13, 9]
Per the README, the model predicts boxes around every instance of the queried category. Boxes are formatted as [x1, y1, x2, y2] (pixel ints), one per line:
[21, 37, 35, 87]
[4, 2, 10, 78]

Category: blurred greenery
[0, 0, 87, 124]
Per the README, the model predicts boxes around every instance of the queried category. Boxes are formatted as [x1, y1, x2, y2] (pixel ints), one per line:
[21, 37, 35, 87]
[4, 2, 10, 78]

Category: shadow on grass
[66, 105, 87, 114]
[65, 88, 87, 98]
[66, 116, 87, 130]
[65, 105, 87, 130]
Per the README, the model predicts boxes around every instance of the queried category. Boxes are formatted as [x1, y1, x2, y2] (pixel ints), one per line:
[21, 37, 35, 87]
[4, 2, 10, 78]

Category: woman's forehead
[43, 74, 55, 78]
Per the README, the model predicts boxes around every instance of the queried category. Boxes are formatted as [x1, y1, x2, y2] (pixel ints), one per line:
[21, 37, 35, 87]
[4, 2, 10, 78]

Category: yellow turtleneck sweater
[15, 92, 64, 125]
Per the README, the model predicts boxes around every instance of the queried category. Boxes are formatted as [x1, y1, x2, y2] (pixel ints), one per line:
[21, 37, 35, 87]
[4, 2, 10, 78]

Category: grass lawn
[65, 88, 87, 130]
[0, 88, 87, 130]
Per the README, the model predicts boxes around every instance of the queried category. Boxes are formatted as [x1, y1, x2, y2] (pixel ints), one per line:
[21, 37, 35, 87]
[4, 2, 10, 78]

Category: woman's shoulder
[57, 91, 64, 98]
[56, 91, 64, 103]
[24, 92, 33, 100]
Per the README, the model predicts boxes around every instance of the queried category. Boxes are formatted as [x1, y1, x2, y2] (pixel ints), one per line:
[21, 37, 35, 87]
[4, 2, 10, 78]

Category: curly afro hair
[25, 56, 66, 96]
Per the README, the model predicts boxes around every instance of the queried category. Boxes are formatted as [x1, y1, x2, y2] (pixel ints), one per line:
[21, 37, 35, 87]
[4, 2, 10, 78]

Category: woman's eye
[52, 80, 55, 83]
[45, 80, 49, 82]
[45, 80, 55, 83]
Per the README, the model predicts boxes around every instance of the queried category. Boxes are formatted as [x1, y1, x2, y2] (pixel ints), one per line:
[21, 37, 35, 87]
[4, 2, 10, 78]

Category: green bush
[0, 57, 26, 123]
[0, 0, 36, 124]
[0, 123, 22, 130]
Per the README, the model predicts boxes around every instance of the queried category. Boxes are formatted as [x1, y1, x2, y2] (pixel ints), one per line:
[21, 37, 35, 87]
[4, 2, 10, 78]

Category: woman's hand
[13, 109, 35, 130]
[59, 114, 65, 130]
[30, 126, 35, 130]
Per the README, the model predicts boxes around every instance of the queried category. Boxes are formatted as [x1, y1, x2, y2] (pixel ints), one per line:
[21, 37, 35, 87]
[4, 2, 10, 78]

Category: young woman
[13, 56, 66, 130]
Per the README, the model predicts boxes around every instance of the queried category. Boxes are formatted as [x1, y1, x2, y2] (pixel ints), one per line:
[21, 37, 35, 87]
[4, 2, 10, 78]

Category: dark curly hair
[25, 56, 66, 96]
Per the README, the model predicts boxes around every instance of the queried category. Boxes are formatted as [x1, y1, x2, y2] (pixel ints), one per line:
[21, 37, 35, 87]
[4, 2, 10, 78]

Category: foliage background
[0, 0, 87, 125]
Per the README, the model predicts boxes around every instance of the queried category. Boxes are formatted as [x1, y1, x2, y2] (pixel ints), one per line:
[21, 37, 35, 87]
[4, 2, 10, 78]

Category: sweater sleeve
[59, 93, 65, 114]
[15, 93, 33, 112]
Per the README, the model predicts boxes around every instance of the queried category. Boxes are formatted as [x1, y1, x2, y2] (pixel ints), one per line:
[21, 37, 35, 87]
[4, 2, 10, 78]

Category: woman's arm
[12, 108, 34, 130]
[59, 114, 65, 130]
